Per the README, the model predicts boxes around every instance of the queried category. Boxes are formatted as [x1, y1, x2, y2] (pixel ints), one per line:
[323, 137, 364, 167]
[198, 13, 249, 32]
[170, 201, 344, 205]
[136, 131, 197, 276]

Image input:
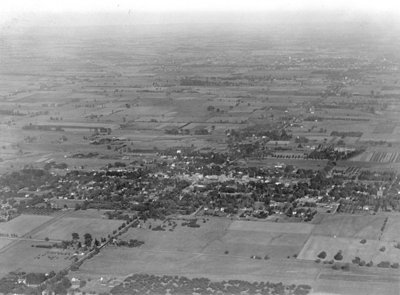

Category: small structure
[71, 277, 81, 289]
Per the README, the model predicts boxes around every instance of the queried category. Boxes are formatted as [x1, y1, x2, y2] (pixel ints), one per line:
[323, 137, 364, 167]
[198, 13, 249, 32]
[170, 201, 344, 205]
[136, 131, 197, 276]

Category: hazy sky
[1, 0, 399, 27]
[1, 0, 400, 13]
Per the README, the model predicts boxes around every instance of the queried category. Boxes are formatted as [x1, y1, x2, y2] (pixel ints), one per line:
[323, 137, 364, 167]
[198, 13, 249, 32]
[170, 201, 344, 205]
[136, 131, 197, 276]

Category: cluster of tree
[43, 162, 68, 170]
[69, 232, 101, 249]
[307, 147, 363, 161]
[358, 171, 396, 182]
[180, 77, 248, 87]
[377, 261, 399, 268]
[181, 219, 200, 228]
[228, 127, 292, 141]
[43, 276, 71, 294]
[70, 152, 99, 158]
[194, 128, 209, 135]
[115, 239, 144, 248]
[330, 131, 363, 138]
[104, 211, 132, 221]
[304, 116, 324, 121]
[351, 256, 374, 267]
[110, 273, 312, 295]
[0, 168, 59, 197]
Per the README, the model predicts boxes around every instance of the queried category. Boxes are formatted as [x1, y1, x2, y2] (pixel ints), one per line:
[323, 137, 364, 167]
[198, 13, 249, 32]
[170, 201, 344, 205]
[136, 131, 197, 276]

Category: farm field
[310, 214, 386, 240]
[0, 240, 73, 278]
[121, 218, 310, 260]
[0, 214, 53, 237]
[381, 215, 400, 242]
[32, 217, 124, 241]
[0, 239, 13, 250]
[79, 247, 321, 284]
[351, 151, 400, 163]
[297, 235, 400, 264]
[314, 269, 400, 295]
[121, 218, 232, 254]
[229, 220, 314, 234]
[297, 213, 400, 262]
[77, 218, 316, 284]
[66, 209, 114, 219]
[79, 242, 400, 295]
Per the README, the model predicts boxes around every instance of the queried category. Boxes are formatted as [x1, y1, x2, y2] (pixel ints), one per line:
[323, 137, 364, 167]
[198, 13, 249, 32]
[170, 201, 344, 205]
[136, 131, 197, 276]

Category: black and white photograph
[0, 0, 400, 294]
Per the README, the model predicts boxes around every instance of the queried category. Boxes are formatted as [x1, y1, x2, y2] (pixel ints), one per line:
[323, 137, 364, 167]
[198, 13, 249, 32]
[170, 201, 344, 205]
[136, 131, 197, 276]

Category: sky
[0, 0, 399, 13]
[1, 0, 399, 27]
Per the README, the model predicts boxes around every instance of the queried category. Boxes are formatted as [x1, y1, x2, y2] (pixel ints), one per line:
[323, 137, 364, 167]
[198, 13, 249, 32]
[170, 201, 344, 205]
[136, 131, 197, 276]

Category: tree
[84, 233, 93, 247]
[72, 232, 79, 241]
[94, 239, 100, 247]
[334, 251, 343, 261]
[341, 263, 350, 271]
[317, 251, 327, 259]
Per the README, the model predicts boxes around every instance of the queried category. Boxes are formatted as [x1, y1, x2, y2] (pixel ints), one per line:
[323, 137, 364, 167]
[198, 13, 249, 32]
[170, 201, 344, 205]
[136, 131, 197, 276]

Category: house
[17, 278, 26, 285]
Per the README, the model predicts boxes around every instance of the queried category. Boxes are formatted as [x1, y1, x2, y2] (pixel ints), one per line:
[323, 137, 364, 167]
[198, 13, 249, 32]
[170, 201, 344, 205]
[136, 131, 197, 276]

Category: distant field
[0, 214, 53, 237]
[32, 217, 123, 241]
[311, 214, 386, 240]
